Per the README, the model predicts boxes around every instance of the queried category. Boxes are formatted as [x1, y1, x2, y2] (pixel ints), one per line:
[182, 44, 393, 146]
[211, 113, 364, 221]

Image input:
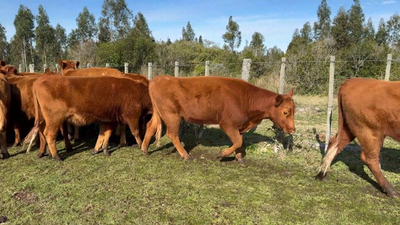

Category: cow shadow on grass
[315, 134, 400, 192]
[147, 125, 275, 162]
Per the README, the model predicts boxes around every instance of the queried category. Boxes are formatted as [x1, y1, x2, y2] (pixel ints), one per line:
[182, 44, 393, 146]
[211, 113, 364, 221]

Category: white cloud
[382, 0, 397, 4]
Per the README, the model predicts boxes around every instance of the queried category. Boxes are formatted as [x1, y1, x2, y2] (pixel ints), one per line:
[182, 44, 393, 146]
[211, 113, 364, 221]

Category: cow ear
[0, 61, 5, 67]
[286, 88, 294, 97]
[45, 68, 50, 73]
[275, 94, 283, 107]
[75, 61, 80, 68]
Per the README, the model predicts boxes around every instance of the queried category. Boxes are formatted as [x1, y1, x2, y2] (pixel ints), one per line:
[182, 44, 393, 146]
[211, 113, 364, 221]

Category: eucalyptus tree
[182, 21, 195, 41]
[98, 0, 132, 42]
[313, 0, 331, 40]
[13, 5, 35, 71]
[348, 0, 365, 44]
[375, 18, 388, 46]
[35, 5, 55, 66]
[222, 16, 241, 52]
[0, 24, 8, 61]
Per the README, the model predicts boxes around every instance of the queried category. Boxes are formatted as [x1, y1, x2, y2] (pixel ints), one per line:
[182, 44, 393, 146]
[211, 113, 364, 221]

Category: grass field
[0, 95, 399, 224]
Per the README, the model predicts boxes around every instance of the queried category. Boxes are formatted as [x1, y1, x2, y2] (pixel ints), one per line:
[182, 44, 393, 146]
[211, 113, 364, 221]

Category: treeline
[0, 0, 398, 94]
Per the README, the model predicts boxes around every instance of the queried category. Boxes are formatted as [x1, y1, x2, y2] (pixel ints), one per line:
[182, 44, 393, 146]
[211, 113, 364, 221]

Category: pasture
[0, 95, 399, 224]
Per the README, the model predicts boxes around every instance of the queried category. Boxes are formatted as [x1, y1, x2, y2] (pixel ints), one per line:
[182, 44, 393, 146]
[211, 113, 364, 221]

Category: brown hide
[0, 74, 11, 158]
[26, 76, 152, 160]
[318, 78, 400, 198]
[141, 75, 296, 161]
[0, 65, 18, 75]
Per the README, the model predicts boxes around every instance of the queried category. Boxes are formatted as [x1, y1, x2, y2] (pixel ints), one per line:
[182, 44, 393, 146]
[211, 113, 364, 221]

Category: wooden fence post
[279, 57, 286, 94]
[274, 57, 287, 153]
[384, 54, 392, 81]
[174, 61, 179, 77]
[124, 63, 129, 74]
[43, 64, 47, 72]
[29, 64, 34, 73]
[19, 64, 22, 73]
[205, 61, 210, 76]
[148, 62, 152, 80]
[87, 63, 91, 68]
[241, 59, 251, 81]
[106, 63, 110, 68]
[325, 55, 335, 152]
[55, 64, 59, 73]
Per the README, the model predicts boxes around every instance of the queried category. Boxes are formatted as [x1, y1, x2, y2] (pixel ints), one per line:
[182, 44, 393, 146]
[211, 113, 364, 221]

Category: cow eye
[283, 111, 288, 115]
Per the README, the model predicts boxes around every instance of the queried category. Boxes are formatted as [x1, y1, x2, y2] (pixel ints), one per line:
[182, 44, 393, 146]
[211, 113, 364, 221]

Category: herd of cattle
[0, 60, 398, 198]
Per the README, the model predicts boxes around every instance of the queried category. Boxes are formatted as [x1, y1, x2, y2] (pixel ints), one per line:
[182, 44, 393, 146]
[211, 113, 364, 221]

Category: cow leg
[141, 116, 158, 155]
[164, 117, 190, 160]
[195, 124, 204, 145]
[220, 125, 243, 163]
[101, 125, 114, 156]
[118, 124, 127, 148]
[73, 125, 80, 141]
[358, 134, 399, 198]
[44, 123, 63, 161]
[67, 123, 74, 140]
[126, 118, 142, 149]
[317, 124, 355, 179]
[61, 122, 73, 152]
[0, 130, 9, 159]
[92, 123, 106, 154]
[38, 129, 47, 158]
[13, 123, 21, 147]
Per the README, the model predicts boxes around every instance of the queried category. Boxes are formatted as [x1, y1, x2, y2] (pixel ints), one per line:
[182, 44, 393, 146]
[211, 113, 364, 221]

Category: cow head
[0, 60, 5, 67]
[0, 65, 18, 75]
[57, 59, 79, 75]
[271, 88, 296, 134]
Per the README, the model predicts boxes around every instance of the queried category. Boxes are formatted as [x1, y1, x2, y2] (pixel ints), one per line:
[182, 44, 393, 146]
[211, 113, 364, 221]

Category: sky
[0, 0, 398, 52]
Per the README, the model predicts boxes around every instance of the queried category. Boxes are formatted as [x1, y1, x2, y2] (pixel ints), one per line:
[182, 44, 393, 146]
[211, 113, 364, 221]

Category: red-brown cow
[317, 78, 400, 198]
[0, 73, 11, 158]
[141, 75, 296, 162]
[25, 75, 152, 161]
[7, 75, 73, 152]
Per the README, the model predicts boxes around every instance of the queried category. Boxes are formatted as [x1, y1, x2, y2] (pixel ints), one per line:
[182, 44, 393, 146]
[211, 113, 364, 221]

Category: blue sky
[0, 0, 398, 51]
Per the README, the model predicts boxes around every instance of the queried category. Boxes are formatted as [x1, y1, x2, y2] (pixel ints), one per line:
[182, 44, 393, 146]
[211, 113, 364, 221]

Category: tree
[222, 16, 241, 52]
[313, 0, 331, 40]
[35, 5, 55, 66]
[0, 24, 8, 61]
[375, 18, 388, 46]
[387, 13, 400, 48]
[363, 18, 375, 41]
[249, 32, 265, 57]
[198, 35, 203, 45]
[331, 6, 350, 49]
[300, 22, 313, 44]
[54, 24, 68, 60]
[131, 12, 152, 38]
[348, 0, 364, 44]
[13, 5, 35, 71]
[75, 7, 98, 42]
[182, 21, 195, 41]
[98, 0, 132, 41]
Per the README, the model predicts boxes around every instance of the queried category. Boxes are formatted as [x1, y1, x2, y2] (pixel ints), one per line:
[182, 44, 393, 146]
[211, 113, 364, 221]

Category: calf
[141, 75, 296, 162]
[317, 78, 400, 198]
[25, 75, 152, 161]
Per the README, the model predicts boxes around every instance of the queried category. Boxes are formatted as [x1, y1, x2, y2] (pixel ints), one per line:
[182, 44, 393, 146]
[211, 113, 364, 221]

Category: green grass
[0, 95, 399, 224]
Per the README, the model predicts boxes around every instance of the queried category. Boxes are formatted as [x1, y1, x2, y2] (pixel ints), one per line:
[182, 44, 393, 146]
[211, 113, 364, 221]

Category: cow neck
[247, 87, 277, 119]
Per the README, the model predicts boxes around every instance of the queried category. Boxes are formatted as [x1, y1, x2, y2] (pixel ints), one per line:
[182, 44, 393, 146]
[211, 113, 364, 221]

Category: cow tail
[318, 92, 343, 176]
[22, 89, 42, 152]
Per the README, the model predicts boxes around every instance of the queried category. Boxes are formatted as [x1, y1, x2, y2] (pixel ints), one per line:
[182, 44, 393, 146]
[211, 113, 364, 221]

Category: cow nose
[290, 128, 296, 134]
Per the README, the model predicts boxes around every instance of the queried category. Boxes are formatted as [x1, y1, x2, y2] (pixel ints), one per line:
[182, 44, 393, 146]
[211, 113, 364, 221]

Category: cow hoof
[1, 152, 10, 159]
[53, 155, 63, 162]
[386, 188, 400, 198]
[13, 142, 20, 147]
[237, 157, 244, 164]
[37, 152, 46, 158]
[103, 150, 111, 157]
[91, 149, 101, 155]
[65, 147, 73, 152]
[142, 151, 149, 156]
[315, 172, 328, 181]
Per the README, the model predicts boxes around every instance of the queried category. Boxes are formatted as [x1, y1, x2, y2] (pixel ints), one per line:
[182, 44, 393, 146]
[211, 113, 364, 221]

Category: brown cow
[317, 78, 400, 198]
[25, 75, 152, 161]
[7, 74, 73, 152]
[141, 75, 296, 162]
[0, 74, 11, 158]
